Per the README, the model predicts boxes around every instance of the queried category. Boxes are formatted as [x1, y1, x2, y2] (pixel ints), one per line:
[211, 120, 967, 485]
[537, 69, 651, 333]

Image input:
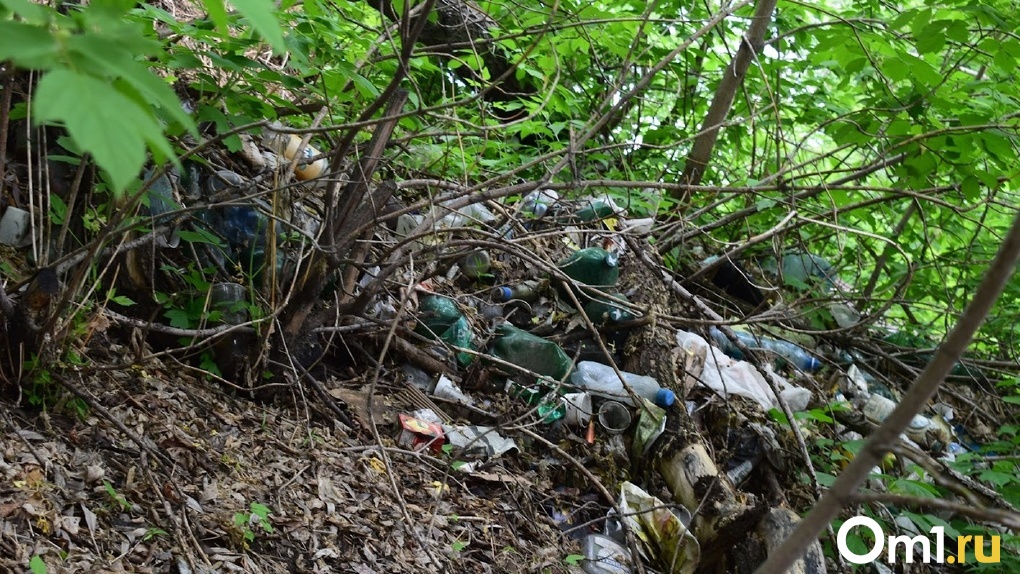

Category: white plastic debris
[431, 374, 475, 406]
[676, 330, 811, 412]
[441, 425, 518, 459]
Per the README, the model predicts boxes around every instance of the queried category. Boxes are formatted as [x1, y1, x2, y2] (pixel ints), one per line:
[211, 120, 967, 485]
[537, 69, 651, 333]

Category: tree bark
[677, 0, 779, 193]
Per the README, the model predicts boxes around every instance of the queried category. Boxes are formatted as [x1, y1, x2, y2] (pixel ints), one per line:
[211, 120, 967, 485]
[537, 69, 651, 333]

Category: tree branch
[679, 0, 779, 190]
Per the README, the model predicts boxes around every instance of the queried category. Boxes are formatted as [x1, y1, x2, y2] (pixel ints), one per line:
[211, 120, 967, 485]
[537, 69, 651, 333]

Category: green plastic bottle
[572, 197, 620, 223]
[415, 295, 475, 366]
[583, 291, 637, 325]
[557, 247, 620, 287]
[490, 323, 572, 381]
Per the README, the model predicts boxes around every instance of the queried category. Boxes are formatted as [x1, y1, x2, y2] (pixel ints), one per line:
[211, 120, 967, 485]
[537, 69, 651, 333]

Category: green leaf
[92, 0, 136, 13]
[889, 479, 939, 497]
[111, 295, 136, 307]
[916, 23, 946, 54]
[0, 0, 50, 23]
[165, 308, 192, 329]
[200, 0, 229, 33]
[250, 502, 271, 519]
[179, 229, 226, 247]
[0, 22, 61, 69]
[960, 175, 981, 201]
[979, 470, 1015, 487]
[797, 409, 834, 423]
[564, 554, 585, 565]
[29, 556, 47, 574]
[230, 0, 287, 53]
[49, 194, 67, 226]
[65, 35, 195, 134]
[32, 69, 176, 195]
[897, 53, 941, 86]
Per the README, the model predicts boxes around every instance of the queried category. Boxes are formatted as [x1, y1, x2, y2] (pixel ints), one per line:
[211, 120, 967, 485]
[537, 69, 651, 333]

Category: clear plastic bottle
[491, 279, 548, 302]
[708, 327, 821, 372]
[459, 250, 490, 278]
[853, 392, 953, 451]
[583, 291, 636, 325]
[520, 189, 559, 218]
[570, 361, 676, 408]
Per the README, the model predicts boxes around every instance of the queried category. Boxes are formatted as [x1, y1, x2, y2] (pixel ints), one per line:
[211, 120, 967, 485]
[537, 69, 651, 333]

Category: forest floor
[0, 347, 582, 573]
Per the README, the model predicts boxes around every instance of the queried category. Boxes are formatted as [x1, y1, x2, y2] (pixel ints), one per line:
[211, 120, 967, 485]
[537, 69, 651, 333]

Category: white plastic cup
[561, 392, 593, 427]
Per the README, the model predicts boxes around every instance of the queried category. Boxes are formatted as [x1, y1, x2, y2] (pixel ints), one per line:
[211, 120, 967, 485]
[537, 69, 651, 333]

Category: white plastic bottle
[570, 361, 676, 408]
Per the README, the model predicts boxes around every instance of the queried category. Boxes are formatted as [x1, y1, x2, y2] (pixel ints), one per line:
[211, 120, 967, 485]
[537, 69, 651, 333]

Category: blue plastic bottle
[708, 327, 821, 372]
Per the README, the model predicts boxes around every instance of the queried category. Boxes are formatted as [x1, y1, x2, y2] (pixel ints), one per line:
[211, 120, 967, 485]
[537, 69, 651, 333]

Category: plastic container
[581, 533, 632, 574]
[598, 401, 632, 434]
[209, 282, 250, 377]
[210, 282, 247, 325]
[762, 252, 838, 291]
[459, 250, 491, 278]
[558, 247, 620, 287]
[561, 392, 593, 426]
[264, 130, 327, 180]
[0, 207, 31, 247]
[570, 361, 675, 408]
[491, 279, 548, 302]
[431, 375, 475, 406]
[708, 327, 821, 372]
[204, 169, 245, 194]
[572, 196, 622, 223]
[490, 323, 572, 381]
[855, 392, 953, 451]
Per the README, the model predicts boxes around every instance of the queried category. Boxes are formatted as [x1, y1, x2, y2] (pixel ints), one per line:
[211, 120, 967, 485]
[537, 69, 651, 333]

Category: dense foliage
[3, 0, 1016, 343]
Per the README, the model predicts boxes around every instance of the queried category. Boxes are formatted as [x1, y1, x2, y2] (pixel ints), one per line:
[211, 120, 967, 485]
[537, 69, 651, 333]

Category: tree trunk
[676, 0, 779, 194]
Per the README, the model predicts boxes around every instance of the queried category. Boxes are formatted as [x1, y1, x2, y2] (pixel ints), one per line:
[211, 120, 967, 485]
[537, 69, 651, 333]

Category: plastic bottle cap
[805, 356, 821, 372]
[492, 286, 512, 302]
[656, 388, 676, 408]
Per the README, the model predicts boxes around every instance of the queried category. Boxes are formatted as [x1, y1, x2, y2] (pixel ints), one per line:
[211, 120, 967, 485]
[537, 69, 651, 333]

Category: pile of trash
[1, 121, 1011, 573]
